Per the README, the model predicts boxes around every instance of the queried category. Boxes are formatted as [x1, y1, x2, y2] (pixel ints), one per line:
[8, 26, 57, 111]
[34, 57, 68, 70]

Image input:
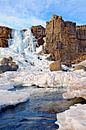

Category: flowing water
[0, 90, 60, 130]
[0, 86, 85, 130]
[0, 28, 85, 130]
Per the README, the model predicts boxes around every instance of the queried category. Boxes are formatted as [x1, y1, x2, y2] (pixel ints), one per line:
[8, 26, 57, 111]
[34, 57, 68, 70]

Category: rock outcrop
[0, 26, 12, 47]
[31, 25, 45, 46]
[44, 15, 86, 63]
[0, 57, 18, 73]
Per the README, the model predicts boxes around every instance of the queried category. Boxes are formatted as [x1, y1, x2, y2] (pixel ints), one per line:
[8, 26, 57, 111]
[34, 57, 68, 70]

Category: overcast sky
[0, 0, 86, 29]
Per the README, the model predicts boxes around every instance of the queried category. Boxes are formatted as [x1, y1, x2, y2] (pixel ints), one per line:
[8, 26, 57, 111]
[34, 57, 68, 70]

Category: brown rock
[0, 26, 12, 47]
[0, 57, 18, 73]
[0, 39, 8, 47]
[0, 57, 9, 65]
[49, 60, 61, 71]
[44, 15, 86, 63]
[31, 25, 45, 46]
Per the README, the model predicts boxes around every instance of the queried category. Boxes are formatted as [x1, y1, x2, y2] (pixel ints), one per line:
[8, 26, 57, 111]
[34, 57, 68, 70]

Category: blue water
[0, 91, 60, 130]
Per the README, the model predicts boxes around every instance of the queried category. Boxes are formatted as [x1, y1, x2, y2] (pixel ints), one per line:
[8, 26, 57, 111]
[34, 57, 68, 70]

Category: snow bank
[56, 104, 86, 130]
[0, 89, 29, 110]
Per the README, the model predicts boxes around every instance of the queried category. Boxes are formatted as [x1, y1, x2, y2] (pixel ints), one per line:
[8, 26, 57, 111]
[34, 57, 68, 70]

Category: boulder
[49, 60, 61, 71]
[0, 57, 18, 73]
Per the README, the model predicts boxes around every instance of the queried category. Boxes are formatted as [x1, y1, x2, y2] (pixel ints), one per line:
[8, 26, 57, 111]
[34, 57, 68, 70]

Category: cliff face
[0, 18, 86, 64]
[45, 15, 86, 63]
[0, 26, 12, 47]
[31, 25, 45, 46]
[76, 25, 86, 52]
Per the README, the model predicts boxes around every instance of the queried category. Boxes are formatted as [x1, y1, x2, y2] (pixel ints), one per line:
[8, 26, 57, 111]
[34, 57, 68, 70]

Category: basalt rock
[31, 25, 45, 46]
[0, 57, 18, 73]
[44, 15, 86, 63]
[0, 26, 12, 47]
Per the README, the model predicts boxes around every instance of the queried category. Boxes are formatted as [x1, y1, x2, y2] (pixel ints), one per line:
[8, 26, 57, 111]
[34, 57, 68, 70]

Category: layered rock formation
[45, 15, 86, 63]
[31, 25, 45, 46]
[76, 25, 86, 53]
[0, 26, 12, 47]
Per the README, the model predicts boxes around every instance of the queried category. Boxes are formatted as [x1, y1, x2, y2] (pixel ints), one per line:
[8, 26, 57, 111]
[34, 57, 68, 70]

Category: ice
[0, 90, 28, 110]
[0, 28, 86, 111]
[0, 57, 86, 109]
[8, 28, 37, 54]
[23, 29, 37, 53]
[9, 30, 23, 53]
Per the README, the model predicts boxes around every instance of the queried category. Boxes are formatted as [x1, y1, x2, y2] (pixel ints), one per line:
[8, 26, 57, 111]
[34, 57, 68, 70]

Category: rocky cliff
[0, 16, 86, 64]
[31, 25, 45, 46]
[0, 26, 12, 47]
[44, 15, 86, 63]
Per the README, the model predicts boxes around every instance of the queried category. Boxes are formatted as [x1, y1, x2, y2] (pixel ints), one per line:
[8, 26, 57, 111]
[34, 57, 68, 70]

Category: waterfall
[8, 28, 37, 54]
[23, 29, 37, 53]
[9, 30, 23, 53]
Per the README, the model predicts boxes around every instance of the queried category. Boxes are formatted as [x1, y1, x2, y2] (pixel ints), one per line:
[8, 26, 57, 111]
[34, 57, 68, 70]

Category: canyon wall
[45, 15, 86, 63]
[76, 25, 86, 52]
[0, 26, 12, 47]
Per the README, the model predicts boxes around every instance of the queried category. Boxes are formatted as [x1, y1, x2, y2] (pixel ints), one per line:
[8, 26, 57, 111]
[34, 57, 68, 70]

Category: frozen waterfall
[9, 28, 37, 54]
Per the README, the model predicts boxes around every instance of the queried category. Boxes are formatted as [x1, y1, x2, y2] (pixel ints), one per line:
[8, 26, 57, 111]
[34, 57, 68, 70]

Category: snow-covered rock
[55, 62, 86, 130]
[56, 104, 86, 130]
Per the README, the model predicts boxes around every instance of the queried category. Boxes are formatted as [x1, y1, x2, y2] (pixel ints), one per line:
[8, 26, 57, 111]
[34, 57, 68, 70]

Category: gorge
[0, 15, 86, 130]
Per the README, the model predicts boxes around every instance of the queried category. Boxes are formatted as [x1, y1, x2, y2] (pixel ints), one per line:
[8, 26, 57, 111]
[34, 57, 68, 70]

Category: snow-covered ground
[56, 104, 86, 130]
[0, 29, 86, 129]
[0, 48, 86, 110]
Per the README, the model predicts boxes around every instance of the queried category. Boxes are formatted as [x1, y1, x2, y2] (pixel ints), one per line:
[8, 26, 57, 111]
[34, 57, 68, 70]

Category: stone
[0, 57, 18, 73]
[49, 60, 61, 71]
[38, 97, 85, 113]
[31, 25, 45, 46]
[0, 26, 12, 47]
[0, 57, 9, 65]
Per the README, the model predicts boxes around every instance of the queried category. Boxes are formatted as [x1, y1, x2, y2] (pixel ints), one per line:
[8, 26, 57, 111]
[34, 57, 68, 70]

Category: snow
[0, 54, 86, 110]
[36, 45, 43, 54]
[56, 104, 86, 130]
[0, 89, 29, 110]
[0, 28, 86, 112]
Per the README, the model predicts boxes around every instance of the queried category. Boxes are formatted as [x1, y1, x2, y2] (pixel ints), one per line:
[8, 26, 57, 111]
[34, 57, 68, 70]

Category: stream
[0, 87, 85, 130]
